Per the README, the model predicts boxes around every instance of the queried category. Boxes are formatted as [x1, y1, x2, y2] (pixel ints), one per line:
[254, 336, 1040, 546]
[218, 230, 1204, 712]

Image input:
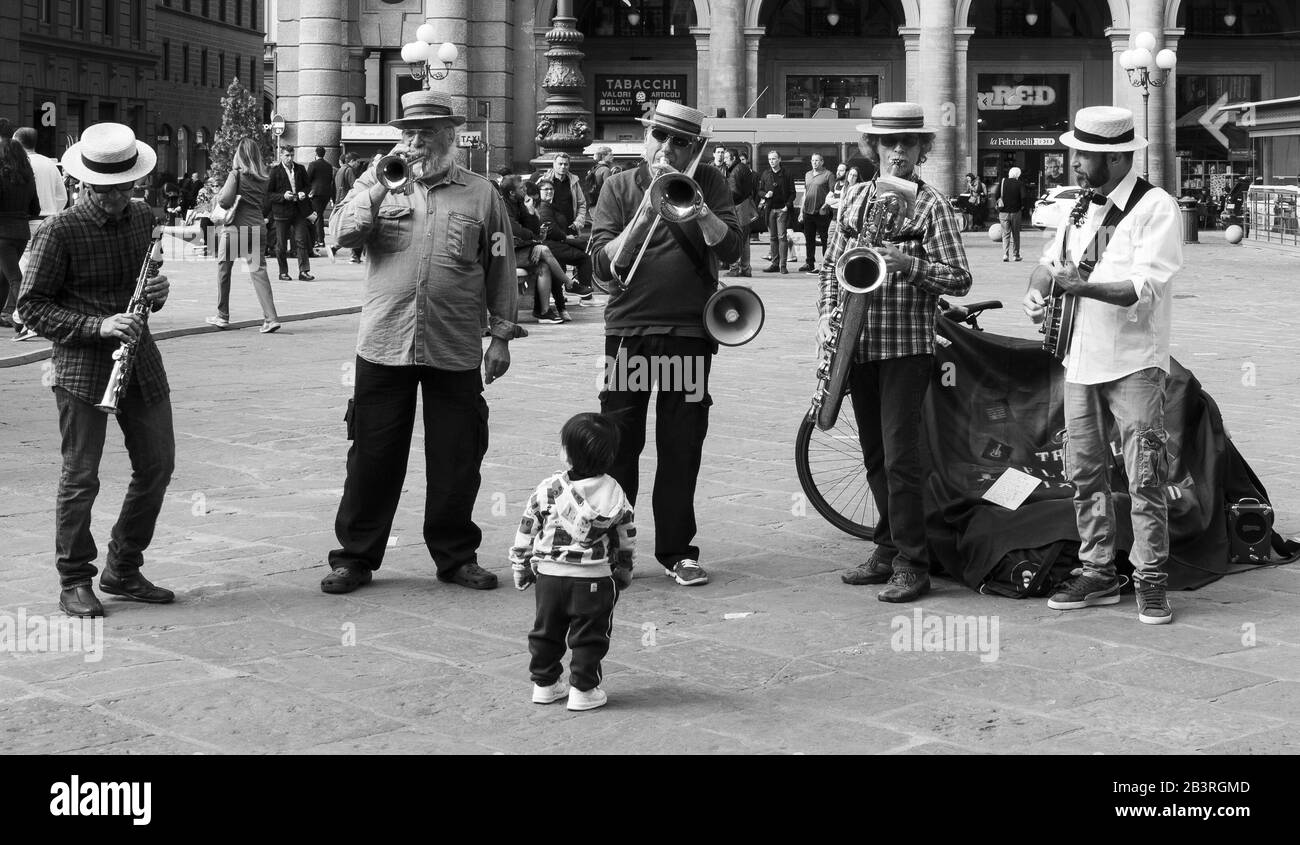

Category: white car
[1031, 186, 1086, 230]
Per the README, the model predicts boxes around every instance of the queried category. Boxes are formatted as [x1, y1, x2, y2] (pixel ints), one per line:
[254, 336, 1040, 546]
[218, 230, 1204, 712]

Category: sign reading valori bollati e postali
[595, 75, 688, 117]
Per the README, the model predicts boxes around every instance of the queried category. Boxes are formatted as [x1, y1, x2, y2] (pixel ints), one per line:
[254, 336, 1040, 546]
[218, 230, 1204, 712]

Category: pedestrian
[9, 126, 66, 336]
[502, 174, 574, 323]
[0, 136, 41, 334]
[537, 179, 595, 297]
[334, 153, 366, 263]
[268, 145, 314, 281]
[536, 152, 589, 237]
[757, 150, 796, 273]
[320, 90, 518, 595]
[823, 102, 973, 602]
[723, 146, 756, 277]
[306, 145, 334, 248]
[992, 165, 1026, 261]
[711, 143, 727, 172]
[205, 137, 280, 333]
[17, 122, 176, 617]
[585, 146, 613, 208]
[587, 99, 744, 587]
[511, 411, 635, 712]
[799, 153, 833, 271]
[1023, 105, 1184, 624]
[965, 172, 987, 229]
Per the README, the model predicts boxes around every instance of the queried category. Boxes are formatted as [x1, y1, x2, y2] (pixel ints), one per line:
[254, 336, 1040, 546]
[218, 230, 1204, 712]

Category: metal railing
[1247, 187, 1300, 247]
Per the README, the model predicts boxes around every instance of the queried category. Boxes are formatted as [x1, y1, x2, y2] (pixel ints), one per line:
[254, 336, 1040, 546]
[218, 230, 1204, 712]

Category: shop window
[1176, 74, 1261, 201]
[1179, 0, 1291, 37]
[576, 1, 694, 38]
[765, 0, 901, 37]
[785, 75, 880, 119]
[969, 0, 1099, 38]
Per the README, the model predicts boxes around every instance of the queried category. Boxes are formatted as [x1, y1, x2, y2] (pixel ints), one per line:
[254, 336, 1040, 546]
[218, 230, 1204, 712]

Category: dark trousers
[547, 240, 594, 288]
[0, 237, 26, 315]
[274, 216, 312, 276]
[311, 196, 329, 244]
[801, 212, 830, 264]
[847, 354, 933, 573]
[599, 334, 712, 568]
[529, 573, 618, 692]
[53, 384, 175, 588]
[329, 357, 488, 575]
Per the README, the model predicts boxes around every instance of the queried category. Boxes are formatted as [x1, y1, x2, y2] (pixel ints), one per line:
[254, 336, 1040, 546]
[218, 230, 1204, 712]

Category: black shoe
[349, 256, 362, 264]
[99, 569, 175, 604]
[779, 266, 789, 274]
[298, 272, 315, 281]
[739, 269, 752, 277]
[763, 263, 780, 273]
[321, 565, 373, 594]
[877, 569, 931, 603]
[59, 583, 105, 617]
[798, 263, 815, 272]
[842, 548, 897, 585]
[437, 561, 499, 590]
[278, 273, 293, 281]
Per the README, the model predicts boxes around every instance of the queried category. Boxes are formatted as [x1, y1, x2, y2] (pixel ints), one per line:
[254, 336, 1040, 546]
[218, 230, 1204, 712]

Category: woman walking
[207, 138, 281, 333]
[0, 136, 40, 333]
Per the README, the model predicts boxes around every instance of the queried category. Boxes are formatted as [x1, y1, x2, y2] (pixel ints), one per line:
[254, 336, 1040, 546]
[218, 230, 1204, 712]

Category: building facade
[3, 0, 263, 182]
[269, 0, 1296, 198]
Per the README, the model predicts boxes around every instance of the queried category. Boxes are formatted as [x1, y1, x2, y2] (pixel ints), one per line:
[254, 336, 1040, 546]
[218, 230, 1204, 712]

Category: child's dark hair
[561, 412, 620, 478]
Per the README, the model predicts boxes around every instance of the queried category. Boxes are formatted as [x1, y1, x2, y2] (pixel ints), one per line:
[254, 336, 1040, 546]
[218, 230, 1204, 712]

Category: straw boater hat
[638, 100, 712, 140]
[389, 90, 467, 129]
[856, 101, 938, 135]
[1059, 106, 1148, 152]
[60, 123, 157, 185]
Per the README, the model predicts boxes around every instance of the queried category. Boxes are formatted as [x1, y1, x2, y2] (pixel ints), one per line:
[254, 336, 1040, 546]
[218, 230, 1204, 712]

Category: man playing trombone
[588, 100, 744, 587]
[820, 102, 972, 602]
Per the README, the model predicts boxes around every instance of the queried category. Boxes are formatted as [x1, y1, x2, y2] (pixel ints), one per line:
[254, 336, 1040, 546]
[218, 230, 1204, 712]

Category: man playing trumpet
[821, 102, 972, 602]
[587, 100, 744, 587]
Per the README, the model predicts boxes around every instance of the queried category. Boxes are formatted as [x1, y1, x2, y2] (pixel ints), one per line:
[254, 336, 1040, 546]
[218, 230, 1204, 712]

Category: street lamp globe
[436, 42, 459, 66]
[400, 41, 427, 63]
[1119, 49, 1137, 69]
[1156, 49, 1178, 70]
[1132, 47, 1154, 70]
[1134, 30, 1157, 52]
[416, 23, 438, 45]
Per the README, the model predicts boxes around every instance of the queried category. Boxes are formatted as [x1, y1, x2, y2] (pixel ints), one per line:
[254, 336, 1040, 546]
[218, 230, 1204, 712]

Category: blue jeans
[1064, 368, 1169, 585]
[54, 385, 176, 588]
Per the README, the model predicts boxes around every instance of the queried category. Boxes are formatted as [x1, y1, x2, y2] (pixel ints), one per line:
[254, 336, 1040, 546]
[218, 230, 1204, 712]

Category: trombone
[621, 141, 709, 288]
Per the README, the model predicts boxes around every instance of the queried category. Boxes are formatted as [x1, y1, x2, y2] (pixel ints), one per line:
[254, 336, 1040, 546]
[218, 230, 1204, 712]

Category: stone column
[530, 0, 594, 171]
[423, 0, 469, 108]
[295, 0, 346, 161]
[743, 27, 765, 117]
[692, 28, 711, 113]
[1127, 0, 1172, 191]
[954, 27, 975, 181]
[708, 0, 745, 119]
[917, 0, 958, 195]
[899, 27, 921, 104]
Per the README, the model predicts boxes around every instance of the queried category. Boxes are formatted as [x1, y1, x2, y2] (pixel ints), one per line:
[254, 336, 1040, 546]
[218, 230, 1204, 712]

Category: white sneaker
[567, 685, 608, 711]
[665, 559, 708, 586]
[259, 320, 282, 334]
[204, 315, 229, 329]
[532, 678, 570, 704]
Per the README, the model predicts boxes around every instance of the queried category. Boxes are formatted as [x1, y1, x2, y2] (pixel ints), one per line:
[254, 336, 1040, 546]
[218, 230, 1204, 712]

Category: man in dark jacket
[723, 147, 755, 276]
[267, 145, 314, 281]
[991, 166, 1026, 262]
[587, 100, 744, 588]
[757, 151, 796, 273]
[306, 146, 335, 248]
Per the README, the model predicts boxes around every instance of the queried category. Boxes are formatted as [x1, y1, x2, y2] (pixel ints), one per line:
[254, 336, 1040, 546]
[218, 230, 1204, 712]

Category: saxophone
[809, 177, 914, 431]
[96, 236, 164, 414]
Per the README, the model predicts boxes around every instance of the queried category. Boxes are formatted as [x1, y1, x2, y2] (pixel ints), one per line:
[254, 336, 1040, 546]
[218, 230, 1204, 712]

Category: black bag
[980, 540, 1078, 598]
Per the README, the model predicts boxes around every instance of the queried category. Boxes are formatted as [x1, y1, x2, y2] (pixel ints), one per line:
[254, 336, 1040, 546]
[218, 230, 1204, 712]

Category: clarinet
[96, 236, 164, 414]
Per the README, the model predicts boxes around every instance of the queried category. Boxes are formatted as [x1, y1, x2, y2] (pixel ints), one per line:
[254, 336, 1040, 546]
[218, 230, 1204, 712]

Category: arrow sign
[1198, 92, 1233, 152]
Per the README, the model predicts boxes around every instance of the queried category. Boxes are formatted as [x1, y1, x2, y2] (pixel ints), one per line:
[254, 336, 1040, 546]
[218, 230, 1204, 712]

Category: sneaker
[877, 569, 931, 603]
[665, 559, 708, 586]
[1136, 582, 1173, 625]
[205, 315, 230, 329]
[558, 309, 573, 323]
[577, 297, 603, 307]
[532, 678, 570, 704]
[797, 263, 815, 272]
[260, 320, 282, 334]
[566, 283, 593, 296]
[1047, 572, 1121, 610]
[13, 328, 39, 342]
[739, 269, 752, 277]
[725, 268, 741, 277]
[567, 685, 608, 711]
[842, 548, 897, 585]
[537, 309, 563, 324]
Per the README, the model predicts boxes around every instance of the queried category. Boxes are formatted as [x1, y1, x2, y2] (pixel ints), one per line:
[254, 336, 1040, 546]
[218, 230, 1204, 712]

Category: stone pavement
[1, 228, 1297, 755]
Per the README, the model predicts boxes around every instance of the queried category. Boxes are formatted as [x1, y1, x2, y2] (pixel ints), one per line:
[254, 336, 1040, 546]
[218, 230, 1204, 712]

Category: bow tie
[1088, 193, 1108, 205]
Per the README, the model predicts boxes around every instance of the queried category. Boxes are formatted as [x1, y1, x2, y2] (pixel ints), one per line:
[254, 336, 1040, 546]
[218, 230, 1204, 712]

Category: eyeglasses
[90, 182, 135, 195]
[886, 134, 923, 148]
[650, 128, 695, 149]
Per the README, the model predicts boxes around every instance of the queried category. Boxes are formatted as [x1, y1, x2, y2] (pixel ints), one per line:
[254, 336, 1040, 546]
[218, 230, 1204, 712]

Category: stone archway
[957, 0, 1126, 31]
[538, 0, 712, 29]
[745, 0, 918, 28]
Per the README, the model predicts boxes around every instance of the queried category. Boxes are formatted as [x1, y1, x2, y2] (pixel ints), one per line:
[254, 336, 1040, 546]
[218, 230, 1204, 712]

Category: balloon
[1225, 225, 1244, 244]
[988, 223, 1004, 242]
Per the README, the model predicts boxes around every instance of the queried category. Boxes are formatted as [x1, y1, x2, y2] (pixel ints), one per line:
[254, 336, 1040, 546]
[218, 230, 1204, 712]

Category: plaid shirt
[18, 197, 169, 405]
[818, 177, 972, 361]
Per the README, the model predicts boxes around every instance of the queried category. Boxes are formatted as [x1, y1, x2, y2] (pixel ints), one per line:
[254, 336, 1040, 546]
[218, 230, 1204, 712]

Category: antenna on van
[741, 87, 770, 119]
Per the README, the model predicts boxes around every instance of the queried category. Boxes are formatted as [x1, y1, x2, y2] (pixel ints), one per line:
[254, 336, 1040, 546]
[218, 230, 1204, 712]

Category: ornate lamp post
[532, 0, 594, 172]
[1120, 31, 1177, 181]
[401, 24, 459, 89]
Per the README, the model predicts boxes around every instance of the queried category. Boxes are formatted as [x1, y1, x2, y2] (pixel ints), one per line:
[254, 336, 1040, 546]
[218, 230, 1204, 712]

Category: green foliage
[206, 77, 274, 198]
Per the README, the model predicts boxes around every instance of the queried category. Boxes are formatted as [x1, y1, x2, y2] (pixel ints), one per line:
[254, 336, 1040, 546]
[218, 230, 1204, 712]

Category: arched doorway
[756, 0, 906, 119]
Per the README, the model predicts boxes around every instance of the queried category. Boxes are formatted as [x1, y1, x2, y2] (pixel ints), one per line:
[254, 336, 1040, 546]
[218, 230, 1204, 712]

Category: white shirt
[28, 151, 67, 216]
[1039, 168, 1183, 385]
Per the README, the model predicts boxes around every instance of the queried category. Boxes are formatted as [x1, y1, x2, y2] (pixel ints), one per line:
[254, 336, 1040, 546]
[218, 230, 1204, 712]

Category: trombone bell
[649, 172, 704, 223]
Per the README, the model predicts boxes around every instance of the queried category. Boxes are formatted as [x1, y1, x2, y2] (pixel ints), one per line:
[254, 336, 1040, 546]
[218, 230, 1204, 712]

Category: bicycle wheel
[794, 401, 877, 539]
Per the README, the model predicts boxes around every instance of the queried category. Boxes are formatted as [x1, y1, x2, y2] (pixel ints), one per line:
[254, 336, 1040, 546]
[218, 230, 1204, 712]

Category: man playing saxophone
[18, 123, 175, 618]
[818, 102, 972, 602]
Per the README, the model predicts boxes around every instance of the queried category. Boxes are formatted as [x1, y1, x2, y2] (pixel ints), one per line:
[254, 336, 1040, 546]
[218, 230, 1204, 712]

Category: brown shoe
[841, 549, 897, 585]
[438, 561, 499, 590]
[877, 569, 931, 603]
[99, 569, 175, 604]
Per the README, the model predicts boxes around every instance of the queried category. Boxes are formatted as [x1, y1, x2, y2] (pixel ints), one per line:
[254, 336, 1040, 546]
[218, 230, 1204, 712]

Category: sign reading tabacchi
[596, 74, 688, 116]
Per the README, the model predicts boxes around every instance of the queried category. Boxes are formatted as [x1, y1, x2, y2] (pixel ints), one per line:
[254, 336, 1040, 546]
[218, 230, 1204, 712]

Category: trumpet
[375, 153, 411, 190]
